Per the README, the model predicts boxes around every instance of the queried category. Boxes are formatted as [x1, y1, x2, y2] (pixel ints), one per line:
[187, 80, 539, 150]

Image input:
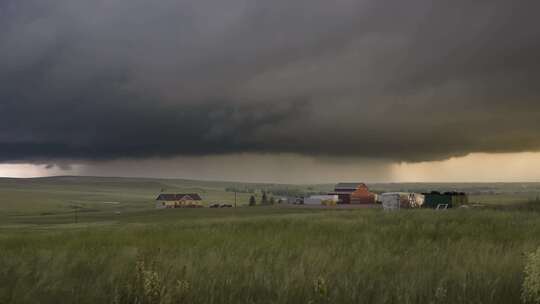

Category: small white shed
[303, 195, 339, 205]
[380, 192, 424, 210]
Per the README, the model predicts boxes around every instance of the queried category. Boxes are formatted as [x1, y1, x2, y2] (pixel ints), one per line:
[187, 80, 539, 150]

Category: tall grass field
[2, 177, 540, 304]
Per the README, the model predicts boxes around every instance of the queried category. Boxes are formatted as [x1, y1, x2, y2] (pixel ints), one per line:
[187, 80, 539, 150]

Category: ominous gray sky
[1, 0, 540, 181]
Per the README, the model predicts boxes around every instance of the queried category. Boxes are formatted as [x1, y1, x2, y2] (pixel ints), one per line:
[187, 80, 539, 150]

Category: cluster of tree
[248, 191, 278, 206]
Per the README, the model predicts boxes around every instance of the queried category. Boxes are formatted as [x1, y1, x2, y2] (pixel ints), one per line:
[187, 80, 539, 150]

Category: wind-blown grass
[1, 208, 540, 304]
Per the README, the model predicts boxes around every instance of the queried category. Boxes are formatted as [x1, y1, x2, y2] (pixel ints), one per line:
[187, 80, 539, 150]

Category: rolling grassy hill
[2, 177, 540, 303]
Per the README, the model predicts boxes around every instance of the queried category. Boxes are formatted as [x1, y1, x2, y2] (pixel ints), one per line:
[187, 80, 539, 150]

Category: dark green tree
[249, 195, 256, 206]
[261, 192, 268, 205]
[269, 197, 276, 205]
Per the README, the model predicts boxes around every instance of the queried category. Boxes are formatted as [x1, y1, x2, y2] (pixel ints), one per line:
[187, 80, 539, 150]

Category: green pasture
[2, 177, 540, 303]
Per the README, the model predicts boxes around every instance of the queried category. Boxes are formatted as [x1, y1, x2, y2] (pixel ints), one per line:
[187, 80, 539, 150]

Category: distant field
[2, 177, 539, 218]
[0, 176, 263, 218]
[2, 177, 540, 303]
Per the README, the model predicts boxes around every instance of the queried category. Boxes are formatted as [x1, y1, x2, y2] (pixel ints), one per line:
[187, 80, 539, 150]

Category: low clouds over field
[1, 0, 540, 164]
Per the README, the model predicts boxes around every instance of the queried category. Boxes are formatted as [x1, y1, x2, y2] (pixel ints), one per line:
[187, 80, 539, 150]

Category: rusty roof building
[330, 183, 375, 204]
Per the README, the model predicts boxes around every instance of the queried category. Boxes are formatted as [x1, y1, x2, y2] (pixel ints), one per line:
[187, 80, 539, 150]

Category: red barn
[329, 183, 376, 204]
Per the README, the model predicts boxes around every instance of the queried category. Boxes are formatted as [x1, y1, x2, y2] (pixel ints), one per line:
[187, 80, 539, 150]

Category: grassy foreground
[2, 177, 540, 303]
[2, 207, 540, 304]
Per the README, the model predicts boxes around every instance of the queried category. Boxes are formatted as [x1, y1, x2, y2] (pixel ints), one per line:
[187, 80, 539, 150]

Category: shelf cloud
[1, 0, 540, 163]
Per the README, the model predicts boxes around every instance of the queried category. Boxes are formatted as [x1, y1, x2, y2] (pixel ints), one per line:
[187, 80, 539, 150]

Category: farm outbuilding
[329, 183, 376, 204]
[303, 195, 339, 206]
[156, 193, 203, 208]
[422, 191, 468, 208]
[380, 192, 425, 210]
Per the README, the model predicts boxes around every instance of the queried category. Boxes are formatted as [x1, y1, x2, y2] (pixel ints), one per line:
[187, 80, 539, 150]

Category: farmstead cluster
[156, 183, 468, 209]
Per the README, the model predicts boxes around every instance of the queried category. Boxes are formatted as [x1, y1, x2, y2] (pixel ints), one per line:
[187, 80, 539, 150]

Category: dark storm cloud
[1, 0, 540, 162]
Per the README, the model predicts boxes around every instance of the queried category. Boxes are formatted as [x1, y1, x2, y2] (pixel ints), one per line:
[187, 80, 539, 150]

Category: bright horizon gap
[1, 152, 540, 183]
